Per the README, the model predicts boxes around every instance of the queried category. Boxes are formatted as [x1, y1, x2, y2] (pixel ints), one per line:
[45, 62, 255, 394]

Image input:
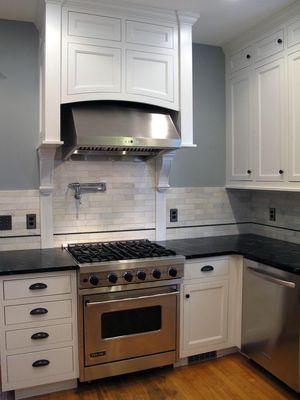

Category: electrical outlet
[26, 214, 36, 230]
[170, 208, 178, 222]
[269, 208, 276, 221]
[0, 215, 12, 231]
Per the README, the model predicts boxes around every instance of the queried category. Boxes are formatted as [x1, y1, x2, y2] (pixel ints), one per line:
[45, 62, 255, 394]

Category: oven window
[101, 306, 161, 339]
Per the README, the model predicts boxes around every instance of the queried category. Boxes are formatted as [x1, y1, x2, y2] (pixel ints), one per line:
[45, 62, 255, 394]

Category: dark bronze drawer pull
[31, 332, 49, 340]
[29, 283, 48, 291]
[32, 359, 50, 368]
[30, 308, 48, 316]
[201, 265, 214, 272]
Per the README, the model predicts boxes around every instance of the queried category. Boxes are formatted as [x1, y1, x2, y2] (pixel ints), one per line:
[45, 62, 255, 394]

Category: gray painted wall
[0, 20, 39, 190]
[0, 22, 224, 190]
[170, 43, 226, 187]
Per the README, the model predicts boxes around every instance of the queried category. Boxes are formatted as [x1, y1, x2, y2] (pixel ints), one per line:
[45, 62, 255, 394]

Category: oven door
[83, 285, 178, 366]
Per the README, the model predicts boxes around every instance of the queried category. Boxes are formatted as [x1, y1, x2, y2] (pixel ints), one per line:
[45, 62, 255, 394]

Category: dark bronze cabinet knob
[279, 169, 284, 174]
[277, 38, 283, 44]
[247, 170, 252, 174]
[246, 54, 251, 59]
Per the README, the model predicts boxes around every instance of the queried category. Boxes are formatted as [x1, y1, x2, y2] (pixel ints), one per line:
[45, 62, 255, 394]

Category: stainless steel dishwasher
[242, 259, 300, 392]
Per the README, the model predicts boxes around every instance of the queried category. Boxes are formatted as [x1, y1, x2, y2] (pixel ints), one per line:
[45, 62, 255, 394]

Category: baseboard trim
[14, 379, 78, 400]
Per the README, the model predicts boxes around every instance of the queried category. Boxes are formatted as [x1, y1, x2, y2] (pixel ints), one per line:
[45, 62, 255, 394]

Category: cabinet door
[254, 58, 286, 181]
[67, 43, 121, 95]
[126, 50, 174, 102]
[181, 280, 229, 357]
[227, 71, 253, 181]
[288, 50, 300, 181]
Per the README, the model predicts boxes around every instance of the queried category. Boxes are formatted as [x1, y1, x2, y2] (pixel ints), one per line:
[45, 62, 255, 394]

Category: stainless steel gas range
[66, 240, 185, 382]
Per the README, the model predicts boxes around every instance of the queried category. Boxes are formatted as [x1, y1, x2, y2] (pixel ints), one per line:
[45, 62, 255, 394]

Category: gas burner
[67, 240, 176, 264]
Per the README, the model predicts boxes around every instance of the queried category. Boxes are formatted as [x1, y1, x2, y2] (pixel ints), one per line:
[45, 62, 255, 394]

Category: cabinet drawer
[185, 258, 229, 280]
[288, 19, 300, 48]
[6, 323, 73, 350]
[7, 347, 74, 384]
[254, 29, 284, 62]
[5, 300, 72, 325]
[68, 11, 121, 41]
[3, 275, 71, 300]
[126, 20, 174, 48]
[229, 46, 252, 73]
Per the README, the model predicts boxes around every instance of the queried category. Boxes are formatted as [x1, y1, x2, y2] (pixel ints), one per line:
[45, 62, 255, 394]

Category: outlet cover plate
[0, 215, 12, 231]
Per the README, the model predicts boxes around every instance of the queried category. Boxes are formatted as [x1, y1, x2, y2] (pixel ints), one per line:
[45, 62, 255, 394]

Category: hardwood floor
[35, 354, 299, 400]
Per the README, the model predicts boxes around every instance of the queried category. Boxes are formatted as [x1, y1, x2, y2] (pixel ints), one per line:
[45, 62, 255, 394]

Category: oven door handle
[85, 291, 180, 307]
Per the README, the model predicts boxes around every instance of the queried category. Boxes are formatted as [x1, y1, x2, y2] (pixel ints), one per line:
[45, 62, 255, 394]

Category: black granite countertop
[0, 248, 78, 275]
[158, 234, 300, 274]
[0, 234, 299, 276]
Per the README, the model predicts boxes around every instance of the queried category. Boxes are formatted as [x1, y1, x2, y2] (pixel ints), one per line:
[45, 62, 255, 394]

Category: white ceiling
[0, 0, 297, 45]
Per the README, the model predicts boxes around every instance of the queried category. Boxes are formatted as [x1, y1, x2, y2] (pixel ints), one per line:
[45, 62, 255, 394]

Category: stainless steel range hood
[59, 101, 181, 161]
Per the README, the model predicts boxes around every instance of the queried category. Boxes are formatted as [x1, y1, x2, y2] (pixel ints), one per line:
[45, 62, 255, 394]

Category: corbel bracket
[156, 151, 176, 192]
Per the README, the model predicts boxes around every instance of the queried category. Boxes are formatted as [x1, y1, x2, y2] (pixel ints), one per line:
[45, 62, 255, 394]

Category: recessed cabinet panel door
[229, 46, 252, 73]
[68, 43, 121, 95]
[126, 20, 174, 48]
[126, 50, 174, 102]
[228, 71, 252, 181]
[255, 58, 285, 181]
[182, 281, 229, 355]
[288, 50, 300, 181]
[288, 19, 300, 48]
[68, 11, 121, 41]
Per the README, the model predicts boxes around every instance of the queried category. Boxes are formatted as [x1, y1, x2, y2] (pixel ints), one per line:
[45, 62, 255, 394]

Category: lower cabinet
[0, 271, 79, 394]
[180, 256, 242, 358]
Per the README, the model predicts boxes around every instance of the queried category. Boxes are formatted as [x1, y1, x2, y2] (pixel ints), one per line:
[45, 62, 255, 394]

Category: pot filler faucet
[68, 182, 106, 202]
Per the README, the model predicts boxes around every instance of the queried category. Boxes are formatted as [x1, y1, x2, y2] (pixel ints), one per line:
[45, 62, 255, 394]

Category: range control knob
[89, 275, 99, 286]
[137, 270, 146, 281]
[123, 272, 133, 282]
[108, 273, 118, 284]
[152, 269, 161, 279]
[169, 267, 178, 278]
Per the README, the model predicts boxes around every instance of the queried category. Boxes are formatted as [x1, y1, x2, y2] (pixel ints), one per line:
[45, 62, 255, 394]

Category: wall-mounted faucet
[68, 182, 106, 202]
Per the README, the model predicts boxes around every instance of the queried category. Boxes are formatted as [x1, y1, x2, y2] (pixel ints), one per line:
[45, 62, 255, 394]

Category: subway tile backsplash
[1, 161, 300, 250]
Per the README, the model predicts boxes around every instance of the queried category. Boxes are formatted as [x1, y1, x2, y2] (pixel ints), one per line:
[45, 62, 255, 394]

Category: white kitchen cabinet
[61, 6, 179, 110]
[288, 49, 300, 181]
[254, 29, 284, 62]
[180, 256, 243, 359]
[223, 6, 300, 191]
[254, 58, 286, 182]
[0, 271, 78, 395]
[126, 50, 174, 102]
[66, 43, 122, 95]
[227, 70, 253, 181]
[182, 280, 229, 355]
[228, 46, 252, 73]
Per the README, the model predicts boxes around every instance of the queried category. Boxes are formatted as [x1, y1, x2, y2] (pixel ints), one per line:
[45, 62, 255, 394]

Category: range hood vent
[59, 101, 181, 161]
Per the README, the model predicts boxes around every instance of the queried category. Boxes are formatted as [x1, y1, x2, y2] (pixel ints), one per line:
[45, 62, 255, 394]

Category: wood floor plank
[32, 354, 299, 400]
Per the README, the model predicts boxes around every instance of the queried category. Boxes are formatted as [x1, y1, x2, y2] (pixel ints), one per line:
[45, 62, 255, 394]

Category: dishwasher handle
[247, 266, 296, 289]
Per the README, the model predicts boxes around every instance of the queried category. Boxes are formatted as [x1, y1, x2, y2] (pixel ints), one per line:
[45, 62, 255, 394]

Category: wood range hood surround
[36, 0, 198, 247]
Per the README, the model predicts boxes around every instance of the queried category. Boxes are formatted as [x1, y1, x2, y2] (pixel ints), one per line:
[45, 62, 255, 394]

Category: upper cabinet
[61, 7, 179, 109]
[37, 1, 198, 148]
[224, 4, 300, 191]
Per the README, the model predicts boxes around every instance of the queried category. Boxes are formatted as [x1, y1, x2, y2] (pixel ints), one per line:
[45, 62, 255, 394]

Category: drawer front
[288, 19, 300, 48]
[5, 300, 72, 325]
[185, 258, 229, 280]
[3, 275, 71, 300]
[7, 347, 74, 384]
[126, 20, 174, 48]
[6, 323, 73, 350]
[68, 11, 121, 41]
[254, 29, 284, 62]
[229, 46, 252, 73]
